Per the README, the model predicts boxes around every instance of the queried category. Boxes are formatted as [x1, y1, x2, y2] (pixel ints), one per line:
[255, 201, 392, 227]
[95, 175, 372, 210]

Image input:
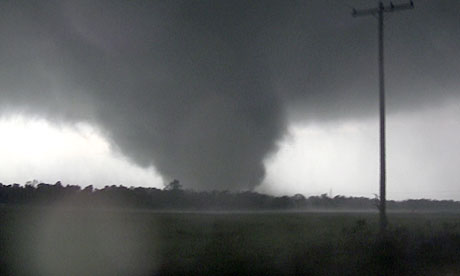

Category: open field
[1, 207, 460, 275]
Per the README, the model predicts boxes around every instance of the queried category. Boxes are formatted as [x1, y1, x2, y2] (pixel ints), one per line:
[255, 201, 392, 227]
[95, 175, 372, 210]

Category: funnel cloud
[0, 0, 459, 190]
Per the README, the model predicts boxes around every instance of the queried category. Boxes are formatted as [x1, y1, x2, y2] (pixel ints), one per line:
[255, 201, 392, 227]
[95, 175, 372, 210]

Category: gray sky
[0, 0, 459, 198]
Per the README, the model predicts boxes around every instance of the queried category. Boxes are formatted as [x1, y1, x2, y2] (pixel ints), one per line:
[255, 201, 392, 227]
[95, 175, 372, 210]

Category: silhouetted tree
[164, 179, 182, 191]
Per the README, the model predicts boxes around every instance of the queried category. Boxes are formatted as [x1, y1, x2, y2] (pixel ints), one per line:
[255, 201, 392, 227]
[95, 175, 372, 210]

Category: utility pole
[352, 1, 414, 235]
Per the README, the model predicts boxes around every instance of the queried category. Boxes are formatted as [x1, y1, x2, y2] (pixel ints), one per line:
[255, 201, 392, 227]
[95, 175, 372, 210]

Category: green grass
[1, 207, 460, 275]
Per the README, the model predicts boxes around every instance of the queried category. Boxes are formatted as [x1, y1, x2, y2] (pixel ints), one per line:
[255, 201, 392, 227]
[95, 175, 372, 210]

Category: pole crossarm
[352, 1, 414, 17]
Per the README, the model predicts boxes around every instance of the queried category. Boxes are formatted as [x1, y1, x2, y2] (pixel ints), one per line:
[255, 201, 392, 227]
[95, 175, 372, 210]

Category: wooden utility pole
[352, 1, 414, 234]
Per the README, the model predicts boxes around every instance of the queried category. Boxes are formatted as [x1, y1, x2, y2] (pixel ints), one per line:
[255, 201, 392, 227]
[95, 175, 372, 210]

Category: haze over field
[0, 0, 459, 199]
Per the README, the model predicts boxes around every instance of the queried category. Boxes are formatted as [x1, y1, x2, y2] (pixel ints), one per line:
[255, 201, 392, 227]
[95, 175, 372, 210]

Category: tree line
[1, 181, 459, 211]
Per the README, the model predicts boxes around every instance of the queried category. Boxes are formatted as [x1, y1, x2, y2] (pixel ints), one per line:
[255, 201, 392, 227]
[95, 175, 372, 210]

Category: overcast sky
[0, 0, 459, 199]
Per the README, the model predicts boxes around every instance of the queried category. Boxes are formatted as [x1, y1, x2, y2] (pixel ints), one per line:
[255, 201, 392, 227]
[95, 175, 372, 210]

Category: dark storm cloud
[266, 0, 460, 121]
[0, 0, 458, 190]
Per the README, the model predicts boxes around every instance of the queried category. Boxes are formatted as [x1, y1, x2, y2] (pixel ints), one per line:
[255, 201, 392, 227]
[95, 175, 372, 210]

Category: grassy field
[1, 207, 460, 275]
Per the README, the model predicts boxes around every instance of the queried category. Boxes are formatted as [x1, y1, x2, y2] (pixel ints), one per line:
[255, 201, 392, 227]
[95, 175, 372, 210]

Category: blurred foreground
[1, 207, 460, 276]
